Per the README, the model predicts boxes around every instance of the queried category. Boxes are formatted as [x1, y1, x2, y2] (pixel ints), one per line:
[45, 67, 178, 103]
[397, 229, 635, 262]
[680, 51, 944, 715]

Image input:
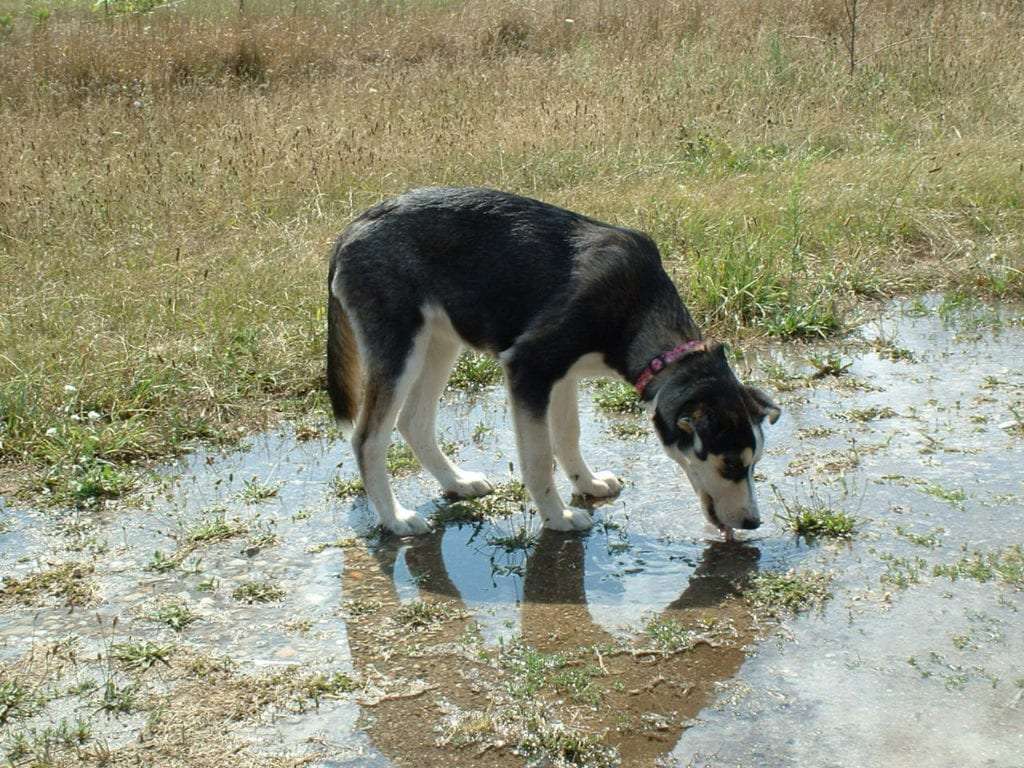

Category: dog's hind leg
[352, 327, 432, 536]
[549, 378, 623, 499]
[507, 389, 592, 532]
[398, 331, 493, 499]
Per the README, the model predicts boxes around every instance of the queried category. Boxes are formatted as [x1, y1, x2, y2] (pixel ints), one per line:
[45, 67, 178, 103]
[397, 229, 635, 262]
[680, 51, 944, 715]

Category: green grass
[777, 502, 856, 540]
[386, 442, 420, 475]
[231, 580, 285, 604]
[436, 480, 528, 523]
[592, 380, 643, 415]
[332, 476, 365, 498]
[0, 678, 42, 726]
[1, 0, 1023, 502]
[237, 477, 281, 503]
[644, 617, 701, 653]
[448, 352, 503, 391]
[933, 546, 1023, 587]
[110, 640, 173, 671]
[146, 601, 198, 632]
[186, 511, 248, 544]
[747, 570, 833, 615]
[0, 562, 96, 607]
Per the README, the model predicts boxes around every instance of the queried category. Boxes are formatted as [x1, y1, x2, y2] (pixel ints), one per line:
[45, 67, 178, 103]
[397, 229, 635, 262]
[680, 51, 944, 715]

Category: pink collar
[633, 340, 706, 397]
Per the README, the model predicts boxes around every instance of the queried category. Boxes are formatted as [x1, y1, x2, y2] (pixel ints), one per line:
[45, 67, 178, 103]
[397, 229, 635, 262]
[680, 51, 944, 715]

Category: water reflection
[342, 524, 760, 765]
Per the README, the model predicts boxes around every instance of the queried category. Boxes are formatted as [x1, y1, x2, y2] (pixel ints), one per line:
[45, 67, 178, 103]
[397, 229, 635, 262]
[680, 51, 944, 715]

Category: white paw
[383, 508, 432, 536]
[543, 507, 593, 532]
[573, 470, 623, 498]
[442, 471, 494, 499]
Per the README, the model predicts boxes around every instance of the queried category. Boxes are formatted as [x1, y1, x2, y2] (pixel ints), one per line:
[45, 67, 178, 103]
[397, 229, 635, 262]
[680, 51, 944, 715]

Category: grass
[777, 501, 857, 540]
[0, 678, 42, 725]
[0, 562, 96, 608]
[146, 601, 198, 632]
[386, 442, 420, 475]
[332, 476, 365, 498]
[436, 480, 528, 523]
[933, 546, 1023, 587]
[237, 477, 281, 503]
[1, 1, 1023, 499]
[231, 580, 285, 604]
[747, 570, 833, 616]
[185, 511, 248, 544]
[606, 421, 647, 440]
[110, 640, 173, 671]
[448, 352, 503, 392]
[592, 380, 643, 415]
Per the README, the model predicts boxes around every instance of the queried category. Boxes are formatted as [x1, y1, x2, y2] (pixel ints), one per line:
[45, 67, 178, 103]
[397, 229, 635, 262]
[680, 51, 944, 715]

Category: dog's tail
[326, 263, 361, 437]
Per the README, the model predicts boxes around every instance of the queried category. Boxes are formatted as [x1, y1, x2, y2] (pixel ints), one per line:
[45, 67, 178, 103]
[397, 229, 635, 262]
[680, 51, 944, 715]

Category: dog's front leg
[549, 378, 623, 499]
[509, 395, 593, 532]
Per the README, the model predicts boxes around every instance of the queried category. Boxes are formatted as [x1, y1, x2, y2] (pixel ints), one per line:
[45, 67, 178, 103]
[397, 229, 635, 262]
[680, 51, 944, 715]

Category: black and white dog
[326, 188, 780, 538]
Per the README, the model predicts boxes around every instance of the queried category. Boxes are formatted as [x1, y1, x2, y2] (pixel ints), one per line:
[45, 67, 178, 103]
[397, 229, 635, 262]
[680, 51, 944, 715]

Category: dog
[326, 187, 780, 537]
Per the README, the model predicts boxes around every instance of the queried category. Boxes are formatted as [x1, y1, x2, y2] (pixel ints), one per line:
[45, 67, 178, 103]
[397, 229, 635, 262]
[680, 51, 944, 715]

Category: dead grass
[1, 0, 1022, 493]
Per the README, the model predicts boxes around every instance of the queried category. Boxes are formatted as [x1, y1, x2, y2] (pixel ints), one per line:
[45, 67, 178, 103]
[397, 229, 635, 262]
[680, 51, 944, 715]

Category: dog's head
[650, 343, 780, 534]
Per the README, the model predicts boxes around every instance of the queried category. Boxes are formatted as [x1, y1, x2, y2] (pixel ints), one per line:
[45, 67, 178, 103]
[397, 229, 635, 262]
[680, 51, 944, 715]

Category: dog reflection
[342, 527, 760, 767]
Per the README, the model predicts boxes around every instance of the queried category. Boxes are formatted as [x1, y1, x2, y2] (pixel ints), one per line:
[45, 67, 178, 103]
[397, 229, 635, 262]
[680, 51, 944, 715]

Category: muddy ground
[1, 296, 1022, 767]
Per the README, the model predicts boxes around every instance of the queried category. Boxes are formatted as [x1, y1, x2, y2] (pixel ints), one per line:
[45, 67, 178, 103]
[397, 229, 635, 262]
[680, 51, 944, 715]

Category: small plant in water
[808, 353, 852, 379]
[777, 501, 856, 540]
[332, 476, 365, 497]
[593, 379, 643, 415]
[238, 477, 281, 503]
[933, 545, 1023, 586]
[147, 601, 198, 632]
[448, 352, 503, 391]
[386, 442, 420, 475]
[110, 640, 173, 671]
[747, 570, 832, 615]
[231, 580, 285, 604]
[437, 479, 528, 523]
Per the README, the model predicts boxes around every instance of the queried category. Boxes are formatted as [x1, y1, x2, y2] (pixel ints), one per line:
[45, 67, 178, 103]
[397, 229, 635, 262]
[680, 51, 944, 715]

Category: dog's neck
[621, 309, 702, 399]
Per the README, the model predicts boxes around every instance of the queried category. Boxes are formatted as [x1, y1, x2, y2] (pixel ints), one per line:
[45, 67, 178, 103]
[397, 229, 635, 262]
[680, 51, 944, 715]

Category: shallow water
[1, 297, 1022, 766]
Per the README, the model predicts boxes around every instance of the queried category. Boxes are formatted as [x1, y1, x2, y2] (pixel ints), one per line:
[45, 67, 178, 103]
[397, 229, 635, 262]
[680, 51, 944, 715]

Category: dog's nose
[740, 517, 761, 530]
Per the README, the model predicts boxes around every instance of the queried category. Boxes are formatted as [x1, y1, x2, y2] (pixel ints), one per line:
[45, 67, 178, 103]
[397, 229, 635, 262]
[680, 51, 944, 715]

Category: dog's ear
[744, 386, 781, 425]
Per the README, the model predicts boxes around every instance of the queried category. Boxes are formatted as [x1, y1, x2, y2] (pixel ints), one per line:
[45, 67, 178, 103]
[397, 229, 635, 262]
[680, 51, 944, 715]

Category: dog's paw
[384, 508, 432, 536]
[543, 507, 593, 532]
[442, 471, 494, 499]
[573, 470, 623, 499]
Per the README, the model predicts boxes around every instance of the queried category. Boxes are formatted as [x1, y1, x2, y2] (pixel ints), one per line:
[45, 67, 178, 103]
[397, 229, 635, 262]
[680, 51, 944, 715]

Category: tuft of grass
[99, 680, 136, 713]
[386, 442, 420, 475]
[777, 502, 856, 540]
[644, 618, 700, 653]
[186, 512, 248, 544]
[2, 718, 92, 763]
[933, 546, 1023, 587]
[110, 640, 173, 671]
[0, 678, 43, 725]
[237, 477, 281, 504]
[487, 526, 537, 553]
[807, 353, 853, 379]
[448, 352, 503, 391]
[915, 480, 966, 505]
[144, 550, 180, 573]
[747, 570, 833, 615]
[437, 480, 528, 523]
[146, 601, 198, 632]
[332, 476, 365, 498]
[878, 552, 927, 589]
[298, 671, 359, 704]
[231, 580, 286, 604]
[593, 380, 643, 415]
[0, 562, 96, 608]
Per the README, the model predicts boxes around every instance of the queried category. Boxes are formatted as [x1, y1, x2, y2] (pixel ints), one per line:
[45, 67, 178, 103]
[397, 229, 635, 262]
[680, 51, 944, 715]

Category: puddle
[1, 297, 1023, 766]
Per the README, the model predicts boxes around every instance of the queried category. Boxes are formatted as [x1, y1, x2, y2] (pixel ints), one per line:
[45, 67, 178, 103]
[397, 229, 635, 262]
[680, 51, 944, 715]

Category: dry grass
[1, 0, 1022, 493]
